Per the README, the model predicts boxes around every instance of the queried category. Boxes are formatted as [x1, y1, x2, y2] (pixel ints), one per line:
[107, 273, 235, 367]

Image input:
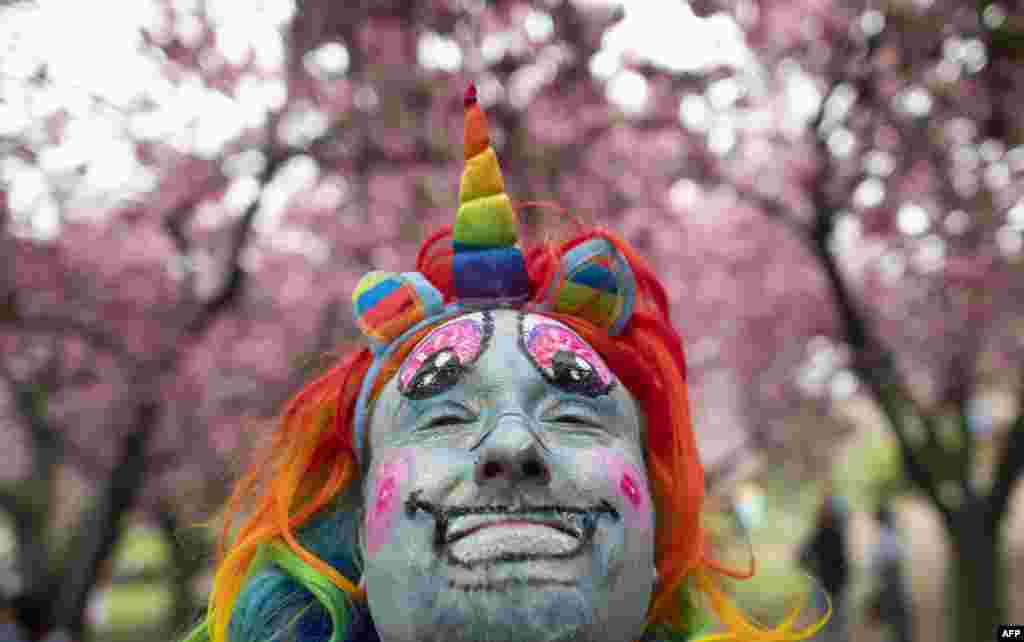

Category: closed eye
[426, 416, 470, 428]
[553, 416, 591, 425]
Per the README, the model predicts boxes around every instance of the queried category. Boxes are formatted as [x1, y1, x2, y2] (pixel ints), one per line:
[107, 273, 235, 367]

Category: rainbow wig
[184, 87, 828, 642]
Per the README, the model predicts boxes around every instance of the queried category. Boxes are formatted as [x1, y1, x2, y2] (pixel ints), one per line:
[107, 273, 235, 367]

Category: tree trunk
[948, 507, 1006, 642]
[53, 405, 159, 638]
[156, 504, 209, 634]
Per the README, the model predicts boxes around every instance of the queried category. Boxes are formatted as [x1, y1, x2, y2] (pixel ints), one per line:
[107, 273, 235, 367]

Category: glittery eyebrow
[518, 312, 615, 396]
[398, 312, 493, 395]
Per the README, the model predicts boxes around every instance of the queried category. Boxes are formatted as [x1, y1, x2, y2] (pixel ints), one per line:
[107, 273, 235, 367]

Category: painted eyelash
[404, 349, 466, 400]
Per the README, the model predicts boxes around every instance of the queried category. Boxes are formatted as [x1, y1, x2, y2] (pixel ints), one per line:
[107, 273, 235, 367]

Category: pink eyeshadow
[521, 317, 614, 387]
[399, 317, 485, 389]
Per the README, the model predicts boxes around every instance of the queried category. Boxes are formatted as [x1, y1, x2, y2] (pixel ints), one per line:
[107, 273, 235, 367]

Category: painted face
[360, 310, 655, 642]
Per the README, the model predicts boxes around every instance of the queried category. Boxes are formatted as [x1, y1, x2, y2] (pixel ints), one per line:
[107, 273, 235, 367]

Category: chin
[368, 576, 646, 642]
[412, 582, 598, 642]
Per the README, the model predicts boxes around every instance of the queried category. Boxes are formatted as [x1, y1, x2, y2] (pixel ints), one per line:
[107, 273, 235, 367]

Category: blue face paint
[360, 310, 655, 642]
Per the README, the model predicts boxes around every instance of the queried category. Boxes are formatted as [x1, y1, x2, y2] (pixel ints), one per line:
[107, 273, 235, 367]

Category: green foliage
[835, 430, 908, 511]
[110, 526, 170, 572]
[728, 554, 813, 625]
[100, 583, 173, 632]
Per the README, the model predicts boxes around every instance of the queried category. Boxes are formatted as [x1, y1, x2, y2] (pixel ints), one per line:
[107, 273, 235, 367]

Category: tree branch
[162, 173, 225, 256]
[0, 355, 110, 480]
[792, 41, 953, 524]
[53, 403, 160, 636]
[0, 312, 131, 358]
[183, 149, 292, 338]
[740, 190, 811, 242]
[154, 500, 211, 632]
[808, 216, 952, 524]
[0, 485, 31, 529]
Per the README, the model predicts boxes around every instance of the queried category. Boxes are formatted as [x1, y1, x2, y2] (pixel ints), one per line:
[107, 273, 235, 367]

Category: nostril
[522, 459, 544, 478]
[482, 461, 503, 479]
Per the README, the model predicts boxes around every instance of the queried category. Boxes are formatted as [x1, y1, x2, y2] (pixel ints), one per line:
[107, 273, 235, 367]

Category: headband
[349, 86, 639, 460]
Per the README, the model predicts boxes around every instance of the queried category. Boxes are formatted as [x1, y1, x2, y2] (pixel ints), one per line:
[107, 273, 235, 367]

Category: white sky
[0, 0, 804, 244]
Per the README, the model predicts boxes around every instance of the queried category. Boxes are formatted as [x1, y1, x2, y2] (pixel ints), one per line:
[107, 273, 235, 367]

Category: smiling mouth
[405, 491, 619, 568]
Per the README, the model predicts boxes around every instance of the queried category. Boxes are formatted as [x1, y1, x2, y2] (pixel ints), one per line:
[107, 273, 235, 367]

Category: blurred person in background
[733, 482, 767, 533]
[866, 503, 912, 642]
[798, 485, 850, 642]
[0, 594, 28, 642]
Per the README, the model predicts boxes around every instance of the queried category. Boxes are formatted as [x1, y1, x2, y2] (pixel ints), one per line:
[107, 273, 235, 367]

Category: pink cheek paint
[595, 448, 653, 532]
[365, 451, 412, 557]
[620, 472, 642, 508]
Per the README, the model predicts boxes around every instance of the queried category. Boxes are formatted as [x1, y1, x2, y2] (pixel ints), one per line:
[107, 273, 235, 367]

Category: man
[867, 504, 912, 642]
[798, 487, 849, 642]
[184, 86, 826, 642]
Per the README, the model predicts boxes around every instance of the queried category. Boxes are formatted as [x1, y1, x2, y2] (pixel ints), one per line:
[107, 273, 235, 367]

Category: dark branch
[740, 190, 811, 242]
[0, 354, 110, 480]
[161, 173, 225, 257]
[53, 403, 159, 636]
[0, 312, 131, 358]
[0, 485, 31, 528]
[806, 192, 951, 523]
[184, 149, 292, 338]
[789, 38, 953, 523]
[154, 500, 211, 631]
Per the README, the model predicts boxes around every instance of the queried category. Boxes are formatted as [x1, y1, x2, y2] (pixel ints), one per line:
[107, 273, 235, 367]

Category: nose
[473, 416, 551, 487]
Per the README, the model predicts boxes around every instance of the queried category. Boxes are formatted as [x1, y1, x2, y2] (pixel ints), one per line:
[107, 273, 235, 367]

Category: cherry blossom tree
[681, 0, 1024, 638]
[1, 0, 1022, 640]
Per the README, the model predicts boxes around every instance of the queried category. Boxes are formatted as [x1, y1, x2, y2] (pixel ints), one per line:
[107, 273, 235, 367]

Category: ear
[548, 236, 637, 336]
[352, 271, 445, 353]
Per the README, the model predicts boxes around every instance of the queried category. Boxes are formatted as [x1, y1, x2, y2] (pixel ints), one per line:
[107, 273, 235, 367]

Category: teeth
[449, 523, 579, 563]
[446, 511, 586, 543]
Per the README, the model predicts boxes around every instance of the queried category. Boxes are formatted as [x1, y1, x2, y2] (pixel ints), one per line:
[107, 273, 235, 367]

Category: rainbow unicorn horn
[452, 84, 530, 305]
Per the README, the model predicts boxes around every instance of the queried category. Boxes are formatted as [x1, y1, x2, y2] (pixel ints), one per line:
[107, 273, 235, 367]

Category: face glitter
[620, 473, 641, 509]
[594, 448, 652, 532]
[518, 313, 615, 397]
[398, 312, 493, 396]
[365, 451, 413, 557]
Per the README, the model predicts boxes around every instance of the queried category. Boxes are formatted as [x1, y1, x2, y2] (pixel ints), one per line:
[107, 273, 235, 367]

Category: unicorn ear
[549, 237, 637, 336]
[351, 271, 444, 353]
